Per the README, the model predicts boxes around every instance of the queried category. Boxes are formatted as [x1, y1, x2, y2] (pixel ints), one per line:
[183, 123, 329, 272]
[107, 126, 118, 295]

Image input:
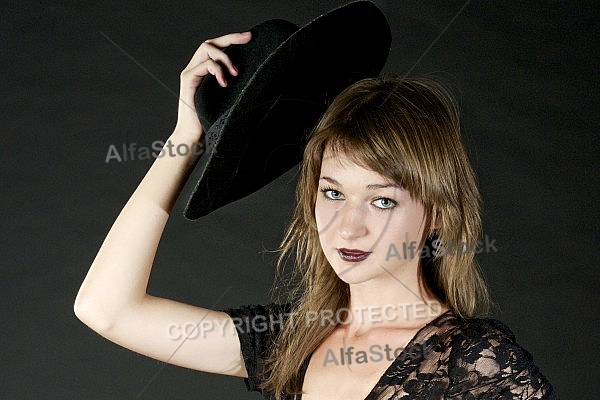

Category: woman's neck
[343, 272, 447, 336]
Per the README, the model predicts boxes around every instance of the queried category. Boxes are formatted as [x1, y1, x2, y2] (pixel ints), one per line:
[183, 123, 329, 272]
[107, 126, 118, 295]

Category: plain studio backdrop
[1, 1, 597, 399]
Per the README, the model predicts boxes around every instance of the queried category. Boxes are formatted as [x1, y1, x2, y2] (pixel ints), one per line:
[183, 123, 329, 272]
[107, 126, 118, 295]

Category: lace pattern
[220, 305, 557, 400]
[367, 312, 556, 399]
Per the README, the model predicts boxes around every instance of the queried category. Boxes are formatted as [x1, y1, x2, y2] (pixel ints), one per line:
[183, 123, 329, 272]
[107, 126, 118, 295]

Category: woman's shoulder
[440, 311, 519, 348]
[220, 302, 292, 320]
[218, 302, 293, 393]
[426, 311, 557, 399]
[441, 312, 532, 365]
[219, 302, 292, 331]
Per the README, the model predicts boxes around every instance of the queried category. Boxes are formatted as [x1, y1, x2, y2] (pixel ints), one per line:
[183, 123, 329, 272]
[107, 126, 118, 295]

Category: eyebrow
[319, 176, 401, 190]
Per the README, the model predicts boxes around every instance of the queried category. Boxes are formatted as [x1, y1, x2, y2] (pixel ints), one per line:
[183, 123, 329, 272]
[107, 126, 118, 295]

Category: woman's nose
[337, 202, 368, 240]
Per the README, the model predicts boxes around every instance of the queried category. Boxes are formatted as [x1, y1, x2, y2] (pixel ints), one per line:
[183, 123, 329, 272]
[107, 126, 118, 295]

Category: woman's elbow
[73, 291, 117, 334]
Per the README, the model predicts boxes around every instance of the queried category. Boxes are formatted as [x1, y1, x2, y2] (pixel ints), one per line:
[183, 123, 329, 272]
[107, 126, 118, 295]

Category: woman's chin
[329, 260, 378, 284]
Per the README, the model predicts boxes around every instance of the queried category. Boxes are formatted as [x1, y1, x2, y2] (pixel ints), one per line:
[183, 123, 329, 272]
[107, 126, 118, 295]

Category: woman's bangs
[315, 125, 423, 200]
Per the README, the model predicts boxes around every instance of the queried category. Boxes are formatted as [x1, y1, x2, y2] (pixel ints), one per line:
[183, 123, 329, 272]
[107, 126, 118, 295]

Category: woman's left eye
[321, 188, 343, 200]
[373, 198, 396, 209]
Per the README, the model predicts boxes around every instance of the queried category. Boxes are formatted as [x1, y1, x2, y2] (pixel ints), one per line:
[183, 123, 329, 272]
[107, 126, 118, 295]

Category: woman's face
[315, 149, 428, 285]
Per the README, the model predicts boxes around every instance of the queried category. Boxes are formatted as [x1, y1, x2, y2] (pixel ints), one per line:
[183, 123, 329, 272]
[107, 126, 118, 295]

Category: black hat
[184, 1, 391, 220]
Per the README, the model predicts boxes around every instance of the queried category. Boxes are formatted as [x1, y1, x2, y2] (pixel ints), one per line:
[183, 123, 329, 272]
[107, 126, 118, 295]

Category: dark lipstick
[337, 248, 371, 262]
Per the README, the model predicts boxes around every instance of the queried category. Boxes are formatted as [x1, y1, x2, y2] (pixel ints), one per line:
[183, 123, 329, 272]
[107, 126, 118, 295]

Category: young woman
[75, 32, 556, 399]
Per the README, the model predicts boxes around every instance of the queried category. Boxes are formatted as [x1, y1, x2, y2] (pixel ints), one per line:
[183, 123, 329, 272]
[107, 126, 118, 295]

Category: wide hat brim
[184, 1, 391, 220]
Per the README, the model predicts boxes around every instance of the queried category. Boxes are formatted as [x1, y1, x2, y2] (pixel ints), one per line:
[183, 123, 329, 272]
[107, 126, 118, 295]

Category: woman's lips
[337, 248, 371, 262]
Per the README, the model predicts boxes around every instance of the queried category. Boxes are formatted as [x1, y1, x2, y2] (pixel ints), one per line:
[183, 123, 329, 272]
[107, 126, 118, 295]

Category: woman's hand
[174, 32, 252, 141]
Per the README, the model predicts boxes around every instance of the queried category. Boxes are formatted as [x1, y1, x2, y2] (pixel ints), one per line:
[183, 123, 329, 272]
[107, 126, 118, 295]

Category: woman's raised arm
[74, 32, 252, 376]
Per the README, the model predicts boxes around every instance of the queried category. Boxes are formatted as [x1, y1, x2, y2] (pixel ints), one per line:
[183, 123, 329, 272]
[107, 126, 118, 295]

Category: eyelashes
[320, 187, 343, 200]
[319, 187, 397, 210]
[373, 198, 396, 209]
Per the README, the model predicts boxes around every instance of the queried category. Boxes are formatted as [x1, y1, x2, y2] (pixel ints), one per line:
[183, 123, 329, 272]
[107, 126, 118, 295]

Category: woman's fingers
[204, 31, 252, 48]
[203, 44, 238, 77]
[185, 32, 251, 74]
[176, 32, 251, 137]
[182, 58, 227, 89]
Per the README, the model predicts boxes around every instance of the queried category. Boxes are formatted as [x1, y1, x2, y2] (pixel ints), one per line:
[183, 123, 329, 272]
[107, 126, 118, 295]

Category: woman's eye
[322, 189, 343, 200]
[373, 198, 396, 209]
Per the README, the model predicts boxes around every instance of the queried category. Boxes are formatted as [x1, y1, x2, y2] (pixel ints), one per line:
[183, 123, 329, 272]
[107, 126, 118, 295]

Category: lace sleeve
[447, 318, 557, 399]
[219, 303, 290, 393]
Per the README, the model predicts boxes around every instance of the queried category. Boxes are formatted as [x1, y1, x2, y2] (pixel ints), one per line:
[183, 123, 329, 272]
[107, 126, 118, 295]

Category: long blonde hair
[263, 76, 490, 398]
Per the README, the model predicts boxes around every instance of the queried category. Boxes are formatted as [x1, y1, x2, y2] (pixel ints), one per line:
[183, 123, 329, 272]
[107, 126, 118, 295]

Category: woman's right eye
[320, 188, 343, 200]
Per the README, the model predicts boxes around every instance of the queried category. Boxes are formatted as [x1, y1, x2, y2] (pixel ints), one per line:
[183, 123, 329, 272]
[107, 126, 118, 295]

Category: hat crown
[195, 19, 299, 132]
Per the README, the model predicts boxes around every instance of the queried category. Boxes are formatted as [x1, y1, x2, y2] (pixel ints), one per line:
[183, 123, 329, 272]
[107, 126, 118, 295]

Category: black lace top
[221, 304, 557, 399]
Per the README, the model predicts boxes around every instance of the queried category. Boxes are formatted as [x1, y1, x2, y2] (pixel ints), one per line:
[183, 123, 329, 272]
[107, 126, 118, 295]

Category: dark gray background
[2, 1, 598, 399]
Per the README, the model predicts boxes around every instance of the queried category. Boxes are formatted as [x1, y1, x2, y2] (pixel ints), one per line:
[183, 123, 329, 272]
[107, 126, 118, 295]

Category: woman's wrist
[164, 130, 205, 158]
[163, 126, 205, 170]
[171, 123, 203, 145]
